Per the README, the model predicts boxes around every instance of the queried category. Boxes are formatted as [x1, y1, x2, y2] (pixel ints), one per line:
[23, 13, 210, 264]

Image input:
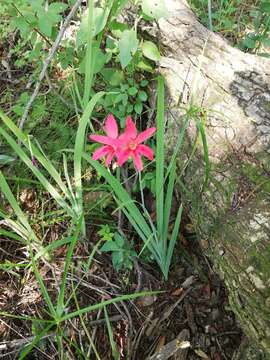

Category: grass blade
[73, 91, 105, 231]
[0, 127, 73, 217]
[197, 120, 210, 191]
[165, 204, 183, 279]
[0, 171, 33, 234]
[0, 109, 70, 199]
[83, 0, 94, 107]
[61, 290, 161, 322]
[156, 76, 165, 241]
[104, 306, 120, 360]
[83, 153, 152, 240]
[163, 160, 176, 247]
[57, 217, 82, 317]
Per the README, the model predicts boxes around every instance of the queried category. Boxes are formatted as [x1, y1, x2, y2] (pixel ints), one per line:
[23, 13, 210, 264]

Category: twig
[0, 77, 19, 84]
[19, 0, 82, 130]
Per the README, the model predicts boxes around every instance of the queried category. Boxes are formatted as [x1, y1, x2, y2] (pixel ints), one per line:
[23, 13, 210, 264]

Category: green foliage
[239, 2, 270, 55]
[84, 76, 186, 280]
[101, 75, 149, 124]
[9, 0, 67, 39]
[0, 1, 169, 357]
[98, 224, 114, 241]
[142, 41, 161, 61]
[101, 232, 136, 271]
[189, 0, 270, 55]
[188, 1, 251, 42]
[119, 29, 139, 68]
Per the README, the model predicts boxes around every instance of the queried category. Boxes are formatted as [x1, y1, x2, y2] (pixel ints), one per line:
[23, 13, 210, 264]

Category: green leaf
[76, 7, 110, 47]
[261, 2, 270, 12]
[38, 16, 53, 37]
[114, 93, 127, 104]
[101, 68, 124, 86]
[241, 36, 256, 49]
[49, 2, 68, 13]
[79, 48, 108, 75]
[142, 0, 169, 19]
[12, 17, 30, 38]
[142, 41, 161, 61]
[127, 104, 133, 113]
[56, 217, 82, 317]
[128, 86, 138, 96]
[134, 102, 143, 114]
[100, 241, 120, 252]
[140, 79, 149, 87]
[156, 76, 165, 243]
[109, 20, 129, 37]
[118, 30, 139, 68]
[114, 233, 124, 247]
[138, 91, 148, 102]
[136, 59, 154, 73]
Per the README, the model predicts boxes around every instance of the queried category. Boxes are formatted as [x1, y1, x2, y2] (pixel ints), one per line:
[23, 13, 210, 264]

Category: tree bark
[153, 0, 270, 357]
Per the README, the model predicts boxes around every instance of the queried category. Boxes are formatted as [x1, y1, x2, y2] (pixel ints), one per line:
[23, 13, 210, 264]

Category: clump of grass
[188, 0, 261, 46]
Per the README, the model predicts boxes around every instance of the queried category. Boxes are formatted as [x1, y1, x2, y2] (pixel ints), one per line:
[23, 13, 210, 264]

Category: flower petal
[92, 146, 111, 160]
[124, 117, 137, 140]
[105, 152, 115, 167]
[104, 114, 118, 139]
[89, 135, 117, 146]
[137, 144, 154, 160]
[136, 127, 156, 144]
[132, 152, 143, 172]
[117, 150, 130, 167]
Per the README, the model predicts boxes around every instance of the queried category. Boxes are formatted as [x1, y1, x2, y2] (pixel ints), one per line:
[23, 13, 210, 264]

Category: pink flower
[89, 114, 121, 166]
[118, 117, 156, 171]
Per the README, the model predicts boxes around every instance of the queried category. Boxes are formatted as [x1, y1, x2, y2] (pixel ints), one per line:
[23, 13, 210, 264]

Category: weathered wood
[153, 0, 270, 357]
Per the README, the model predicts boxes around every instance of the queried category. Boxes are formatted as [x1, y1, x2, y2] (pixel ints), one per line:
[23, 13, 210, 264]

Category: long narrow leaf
[165, 116, 189, 181]
[104, 306, 120, 360]
[162, 160, 176, 248]
[57, 217, 82, 317]
[73, 92, 105, 229]
[0, 127, 73, 217]
[0, 109, 70, 199]
[83, 0, 94, 107]
[164, 204, 183, 280]
[61, 290, 161, 322]
[197, 120, 210, 191]
[0, 171, 33, 233]
[156, 76, 165, 239]
[83, 153, 152, 240]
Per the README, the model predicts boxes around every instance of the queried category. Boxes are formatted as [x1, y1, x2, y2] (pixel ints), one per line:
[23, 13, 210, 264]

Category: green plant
[98, 224, 114, 241]
[0, 1, 169, 357]
[0, 173, 157, 358]
[84, 76, 185, 280]
[239, 2, 270, 55]
[101, 75, 149, 126]
[101, 231, 136, 271]
[188, 0, 257, 45]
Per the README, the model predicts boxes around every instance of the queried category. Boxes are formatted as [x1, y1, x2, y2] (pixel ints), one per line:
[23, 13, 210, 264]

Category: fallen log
[152, 0, 270, 357]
